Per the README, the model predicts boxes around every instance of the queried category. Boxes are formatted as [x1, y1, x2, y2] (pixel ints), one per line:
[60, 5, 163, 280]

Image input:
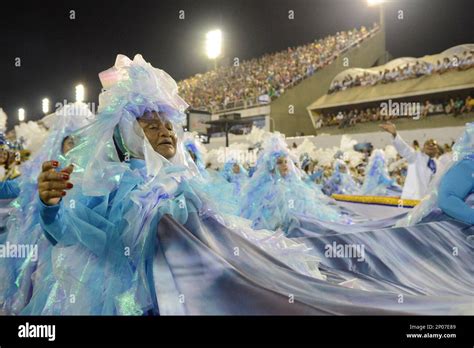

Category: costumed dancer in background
[292, 153, 327, 200]
[360, 149, 401, 196]
[0, 134, 21, 243]
[240, 132, 350, 234]
[220, 159, 248, 196]
[322, 159, 360, 196]
[300, 154, 325, 188]
[0, 103, 95, 314]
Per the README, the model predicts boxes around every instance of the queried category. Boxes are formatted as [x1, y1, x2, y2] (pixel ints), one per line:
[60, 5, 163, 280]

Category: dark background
[0, 0, 472, 129]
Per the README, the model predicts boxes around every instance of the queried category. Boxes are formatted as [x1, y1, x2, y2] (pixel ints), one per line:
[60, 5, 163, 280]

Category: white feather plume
[14, 121, 49, 156]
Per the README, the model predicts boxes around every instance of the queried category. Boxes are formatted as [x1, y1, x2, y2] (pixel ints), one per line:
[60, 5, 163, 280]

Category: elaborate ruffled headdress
[20, 102, 95, 182]
[64, 54, 197, 196]
[221, 159, 248, 182]
[256, 132, 299, 177]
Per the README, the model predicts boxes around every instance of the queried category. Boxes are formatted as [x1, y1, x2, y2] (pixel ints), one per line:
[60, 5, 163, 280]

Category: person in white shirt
[379, 121, 439, 200]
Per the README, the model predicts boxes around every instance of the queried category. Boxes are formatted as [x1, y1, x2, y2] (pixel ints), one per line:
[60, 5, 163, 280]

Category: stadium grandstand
[180, 22, 386, 140]
[307, 44, 474, 136]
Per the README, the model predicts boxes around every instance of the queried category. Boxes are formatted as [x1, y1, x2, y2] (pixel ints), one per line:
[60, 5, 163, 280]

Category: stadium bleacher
[307, 44, 474, 135]
[178, 23, 380, 113]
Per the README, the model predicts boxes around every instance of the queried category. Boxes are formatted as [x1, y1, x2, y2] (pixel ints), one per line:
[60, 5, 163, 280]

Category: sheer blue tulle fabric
[182, 133, 240, 215]
[323, 160, 360, 195]
[240, 134, 350, 233]
[220, 160, 248, 196]
[360, 149, 401, 196]
[0, 103, 94, 314]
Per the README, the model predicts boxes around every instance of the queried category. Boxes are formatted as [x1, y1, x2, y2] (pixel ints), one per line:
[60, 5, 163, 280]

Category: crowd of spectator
[318, 94, 474, 129]
[178, 24, 379, 112]
[329, 50, 474, 94]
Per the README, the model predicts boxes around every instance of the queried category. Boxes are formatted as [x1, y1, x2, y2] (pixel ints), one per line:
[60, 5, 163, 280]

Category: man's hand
[379, 121, 397, 137]
[38, 161, 74, 206]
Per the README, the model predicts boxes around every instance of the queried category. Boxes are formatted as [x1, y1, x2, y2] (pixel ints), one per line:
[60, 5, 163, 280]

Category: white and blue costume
[0, 103, 94, 314]
[0, 135, 21, 243]
[323, 160, 360, 196]
[360, 149, 401, 196]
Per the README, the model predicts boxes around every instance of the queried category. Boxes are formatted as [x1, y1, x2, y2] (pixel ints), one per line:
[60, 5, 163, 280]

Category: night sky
[0, 0, 472, 129]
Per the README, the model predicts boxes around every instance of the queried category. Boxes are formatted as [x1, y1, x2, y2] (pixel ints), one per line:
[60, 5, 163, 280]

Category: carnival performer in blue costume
[18, 55, 473, 315]
[300, 154, 324, 187]
[0, 135, 21, 243]
[322, 159, 360, 196]
[221, 159, 248, 196]
[240, 133, 351, 233]
[313, 152, 407, 230]
[0, 103, 94, 314]
[360, 149, 401, 196]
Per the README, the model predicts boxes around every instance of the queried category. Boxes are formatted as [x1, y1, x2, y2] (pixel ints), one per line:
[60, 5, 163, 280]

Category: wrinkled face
[276, 156, 289, 177]
[138, 111, 177, 160]
[0, 148, 8, 165]
[232, 163, 240, 174]
[423, 139, 439, 158]
[62, 136, 75, 155]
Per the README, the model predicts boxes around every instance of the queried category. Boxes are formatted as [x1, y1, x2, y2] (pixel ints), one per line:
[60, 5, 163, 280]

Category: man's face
[423, 139, 439, 158]
[138, 111, 177, 160]
[0, 149, 8, 165]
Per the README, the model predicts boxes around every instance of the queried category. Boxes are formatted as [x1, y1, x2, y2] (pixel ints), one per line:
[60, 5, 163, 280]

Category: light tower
[18, 108, 25, 122]
[205, 29, 222, 70]
[42, 98, 50, 114]
[75, 84, 85, 103]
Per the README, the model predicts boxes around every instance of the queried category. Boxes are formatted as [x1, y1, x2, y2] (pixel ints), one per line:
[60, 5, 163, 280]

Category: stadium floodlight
[75, 84, 85, 103]
[367, 0, 385, 6]
[205, 29, 222, 60]
[18, 108, 25, 122]
[42, 98, 50, 114]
